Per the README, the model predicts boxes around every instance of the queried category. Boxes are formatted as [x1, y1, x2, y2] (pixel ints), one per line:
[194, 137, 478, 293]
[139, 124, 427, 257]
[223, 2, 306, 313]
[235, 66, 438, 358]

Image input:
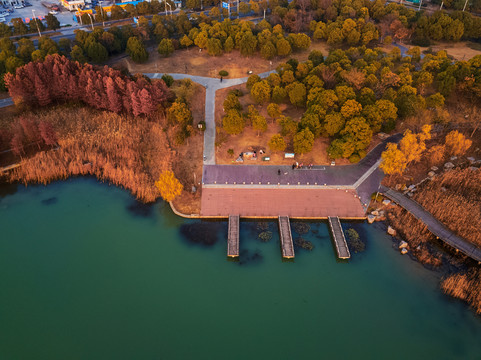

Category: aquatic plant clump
[256, 222, 269, 231]
[258, 231, 273, 242]
[293, 222, 310, 235]
[294, 237, 314, 251]
[346, 228, 365, 253]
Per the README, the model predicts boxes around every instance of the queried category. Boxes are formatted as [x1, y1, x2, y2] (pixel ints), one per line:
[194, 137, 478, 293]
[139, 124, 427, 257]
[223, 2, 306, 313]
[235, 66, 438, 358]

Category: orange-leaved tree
[380, 143, 407, 175]
[155, 171, 183, 202]
[445, 130, 472, 156]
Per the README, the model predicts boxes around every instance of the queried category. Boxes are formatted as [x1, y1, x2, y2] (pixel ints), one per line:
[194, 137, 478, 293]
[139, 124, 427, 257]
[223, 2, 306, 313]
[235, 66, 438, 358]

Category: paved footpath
[145, 71, 274, 165]
[381, 186, 481, 263]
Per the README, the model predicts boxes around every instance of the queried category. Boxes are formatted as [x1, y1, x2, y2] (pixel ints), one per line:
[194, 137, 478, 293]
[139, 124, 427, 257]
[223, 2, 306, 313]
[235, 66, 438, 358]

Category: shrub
[161, 74, 174, 87]
[219, 70, 229, 77]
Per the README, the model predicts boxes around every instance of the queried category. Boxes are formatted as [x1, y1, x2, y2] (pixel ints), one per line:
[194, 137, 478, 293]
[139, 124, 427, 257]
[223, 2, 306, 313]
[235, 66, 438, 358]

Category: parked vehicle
[49, 9, 57, 14]
[14, 4, 24, 9]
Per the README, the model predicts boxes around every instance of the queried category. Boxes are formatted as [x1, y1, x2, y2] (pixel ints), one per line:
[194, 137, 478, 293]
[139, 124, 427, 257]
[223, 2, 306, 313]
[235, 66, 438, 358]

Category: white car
[49, 10, 58, 14]
[14, 4, 24, 9]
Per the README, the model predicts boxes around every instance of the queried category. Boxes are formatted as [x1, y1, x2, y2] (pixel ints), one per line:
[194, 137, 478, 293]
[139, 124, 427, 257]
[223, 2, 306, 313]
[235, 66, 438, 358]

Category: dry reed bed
[413, 169, 481, 248]
[442, 269, 481, 314]
[387, 206, 443, 266]
[7, 106, 172, 203]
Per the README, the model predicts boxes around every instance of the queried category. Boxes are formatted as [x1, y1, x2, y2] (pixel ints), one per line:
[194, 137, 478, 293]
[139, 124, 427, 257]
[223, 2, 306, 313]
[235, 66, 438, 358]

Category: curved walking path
[381, 186, 481, 262]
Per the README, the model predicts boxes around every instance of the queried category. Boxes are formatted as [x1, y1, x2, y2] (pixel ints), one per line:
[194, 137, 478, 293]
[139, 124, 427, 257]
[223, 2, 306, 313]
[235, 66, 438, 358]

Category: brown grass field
[381, 41, 481, 61]
[118, 42, 331, 79]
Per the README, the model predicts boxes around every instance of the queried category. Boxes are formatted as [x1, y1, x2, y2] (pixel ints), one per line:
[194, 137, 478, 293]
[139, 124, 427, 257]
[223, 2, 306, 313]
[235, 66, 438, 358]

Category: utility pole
[418, 0, 422, 11]
[32, 9, 41, 37]
[440, 1, 443, 9]
[462, 0, 468, 11]
[237, 0, 239, 18]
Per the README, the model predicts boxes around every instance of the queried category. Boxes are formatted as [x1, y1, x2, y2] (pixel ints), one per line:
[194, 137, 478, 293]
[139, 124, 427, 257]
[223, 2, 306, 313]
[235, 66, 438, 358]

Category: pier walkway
[328, 217, 351, 259]
[227, 215, 240, 257]
[381, 187, 481, 263]
[278, 216, 294, 258]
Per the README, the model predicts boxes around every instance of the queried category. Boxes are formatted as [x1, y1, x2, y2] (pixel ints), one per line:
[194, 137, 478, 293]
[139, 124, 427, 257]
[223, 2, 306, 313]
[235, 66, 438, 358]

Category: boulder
[441, 187, 447, 192]
[450, 156, 458, 161]
[431, 166, 439, 171]
[382, 199, 391, 206]
[467, 157, 475, 164]
[401, 248, 408, 255]
[378, 210, 385, 217]
[367, 215, 376, 224]
[387, 226, 397, 236]
[395, 184, 402, 191]
[444, 162, 455, 170]
[371, 210, 380, 216]
[428, 171, 435, 177]
[408, 185, 416, 191]
[469, 167, 479, 172]
[399, 240, 408, 249]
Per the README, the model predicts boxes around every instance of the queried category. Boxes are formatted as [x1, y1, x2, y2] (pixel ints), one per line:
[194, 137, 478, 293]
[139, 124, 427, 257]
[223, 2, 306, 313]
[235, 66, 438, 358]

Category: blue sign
[222, 2, 229, 9]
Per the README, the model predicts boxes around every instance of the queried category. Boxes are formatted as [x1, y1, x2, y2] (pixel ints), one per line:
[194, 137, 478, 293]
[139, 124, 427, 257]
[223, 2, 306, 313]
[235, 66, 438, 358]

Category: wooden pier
[227, 215, 240, 257]
[328, 216, 351, 259]
[278, 216, 295, 258]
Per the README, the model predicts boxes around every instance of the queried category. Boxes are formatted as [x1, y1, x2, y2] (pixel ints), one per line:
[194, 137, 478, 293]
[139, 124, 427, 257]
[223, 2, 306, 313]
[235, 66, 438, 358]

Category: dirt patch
[214, 83, 379, 166]
[116, 41, 331, 79]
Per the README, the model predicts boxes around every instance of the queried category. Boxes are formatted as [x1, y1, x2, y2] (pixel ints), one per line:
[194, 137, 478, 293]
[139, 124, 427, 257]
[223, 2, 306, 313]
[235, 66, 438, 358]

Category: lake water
[1, 178, 481, 360]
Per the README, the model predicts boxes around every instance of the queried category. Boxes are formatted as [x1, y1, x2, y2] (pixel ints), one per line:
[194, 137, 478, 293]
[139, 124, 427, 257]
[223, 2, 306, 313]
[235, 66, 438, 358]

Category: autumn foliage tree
[380, 143, 408, 175]
[5, 55, 171, 117]
[155, 170, 183, 202]
[444, 130, 472, 156]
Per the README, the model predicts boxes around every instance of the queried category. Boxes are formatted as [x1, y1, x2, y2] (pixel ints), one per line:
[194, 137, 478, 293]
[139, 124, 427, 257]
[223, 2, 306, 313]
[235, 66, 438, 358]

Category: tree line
[5, 54, 172, 117]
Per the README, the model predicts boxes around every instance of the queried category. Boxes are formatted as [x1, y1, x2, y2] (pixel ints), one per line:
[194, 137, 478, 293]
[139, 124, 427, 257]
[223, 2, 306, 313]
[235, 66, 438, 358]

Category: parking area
[0, 0, 79, 27]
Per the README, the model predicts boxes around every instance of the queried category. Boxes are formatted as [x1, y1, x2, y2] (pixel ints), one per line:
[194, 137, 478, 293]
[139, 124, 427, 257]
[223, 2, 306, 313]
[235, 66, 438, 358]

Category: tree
[180, 34, 193, 48]
[341, 117, 372, 152]
[268, 134, 286, 152]
[238, 31, 258, 56]
[260, 41, 276, 60]
[252, 115, 267, 136]
[276, 38, 291, 57]
[250, 80, 271, 104]
[272, 86, 287, 103]
[246, 74, 261, 90]
[155, 171, 183, 202]
[293, 128, 314, 154]
[308, 50, 323, 67]
[126, 37, 149, 63]
[223, 110, 245, 135]
[158, 39, 174, 57]
[325, 113, 345, 136]
[340, 99, 362, 119]
[224, 37, 234, 53]
[300, 112, 322, 137]
[399, 129, 425, 165]
[17, 38, 35, 63]
[287, 82, 306, 107]
[223, 93, 242, 112]
[380, 143, 407, 175]
[46, 13, 60, 31]
[267, 103, 281, 121]
[70, 45, 88, 63]
[207, 38, 223, 56]
[86, 41, 108, 63]
[445, 130, 472, 156]
[168, 101, 193, 125]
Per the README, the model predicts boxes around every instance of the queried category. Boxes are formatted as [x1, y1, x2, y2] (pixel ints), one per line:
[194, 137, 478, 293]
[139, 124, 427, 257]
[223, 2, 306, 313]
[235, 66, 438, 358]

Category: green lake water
[1, 178, 481, 360]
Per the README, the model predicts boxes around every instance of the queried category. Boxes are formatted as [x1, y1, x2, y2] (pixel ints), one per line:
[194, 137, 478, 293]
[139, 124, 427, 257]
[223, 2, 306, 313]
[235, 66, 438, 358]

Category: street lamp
[87, 13, 94, 30]
[99, 0, 105, 27]
[32, 9, 41, 38]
